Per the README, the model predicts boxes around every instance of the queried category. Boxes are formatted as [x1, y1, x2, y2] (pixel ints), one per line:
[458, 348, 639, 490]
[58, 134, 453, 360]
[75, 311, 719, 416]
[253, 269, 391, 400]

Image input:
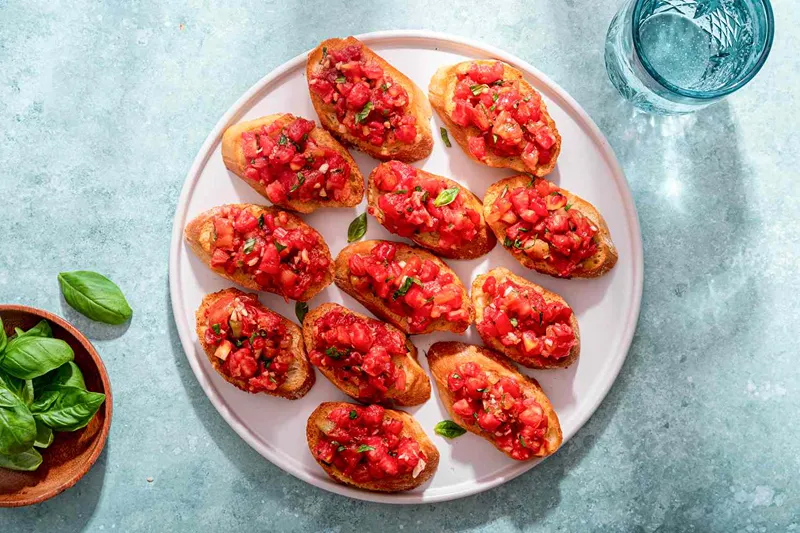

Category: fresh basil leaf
[290, 172, 305, 193]
[0, 337, 74, 380]
[470, 84, 489, 95]
[278, 134, 288, 146]
[433, 187, 459, 208]
[393, 277, 422, 300]
[17, 320, 52, 339]
[335, 76, 346, 83]
[33, 361, 86, 393]
[357, 444, 374, 453]
[349, 410, 358, 420]
[503, 236, 513, 248]
[325, 346, 347, 360]
[0, 317, 7, 355]
[347, 213, 367, 243]
[0, 447, 42, 471]
[243, 238, 257, 254]
[258, 213, 265, 230]
[354, 101, 373, 124]
[564, 203, 572, 211]
[211, 323, 222, 335]
[321, 46, 327, 62]
[440, 127, 452, 147]
[0, 369, 32, 405]
[33, 420, 53, 449]
[492, 93, 499, 102]
[519, 435, 527, 448]
[434, 420, 466, 439]
[58, 271, 133, 325]
[510, 317, 518, 327]
[295, 302, 309, 324]
[274, 241, 287, 253]
[0, 386, 36, 455]
[31, 387, 105, 432]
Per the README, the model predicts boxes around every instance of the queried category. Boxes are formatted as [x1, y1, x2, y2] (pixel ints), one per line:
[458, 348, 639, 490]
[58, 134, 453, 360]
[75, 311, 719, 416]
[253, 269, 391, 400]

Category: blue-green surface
[0, 1, 797, 531]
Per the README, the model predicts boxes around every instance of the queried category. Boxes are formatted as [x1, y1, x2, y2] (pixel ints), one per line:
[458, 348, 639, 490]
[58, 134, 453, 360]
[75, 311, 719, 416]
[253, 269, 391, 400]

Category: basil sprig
[433, 187, 459, 207]
[58, 271, 132, 325]
[347, 213, 368, 243]
[295, 302, 309, 324]
[31, 387, 106, 432]
[354, 101, 373, 124]
[434, 420, 467, 439]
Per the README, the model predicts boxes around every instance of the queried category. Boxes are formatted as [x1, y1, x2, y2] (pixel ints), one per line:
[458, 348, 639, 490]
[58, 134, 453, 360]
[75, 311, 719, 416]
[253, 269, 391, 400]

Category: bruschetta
[302, 303, 430, 406]
[306, 37, 433, 162]
[195, 288, 314, 399]
[334, 240, 473, 335]
[221, 113, 364, 213]
[427, 342, 562, 460]
[307, 402, 439, 492]
[184, 204, 334, 301]
[429, 60, 561, 176]
[367, 160, 495, 259]
[472, 268, 579, 369]
[484, 175, 618, 278]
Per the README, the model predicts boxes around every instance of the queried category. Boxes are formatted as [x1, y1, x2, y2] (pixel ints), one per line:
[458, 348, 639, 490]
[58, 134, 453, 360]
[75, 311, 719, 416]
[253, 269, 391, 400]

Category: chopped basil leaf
[503, 236, 513, 248]
[234, 338, 243, 348]
[278, 134, 288, 145]
[513, 238, 524, 249]
[492, 134, 498, 144]
[422, 191, 430, 202]
[380, 83, 388, 92]
[501, 185, 509, 197]
[295, 302, 309, 323]
[211, 323, 221, 335]
[414, 185, 422, 192]
[357, 444, 374, 453]
[249, 331, 259, 344]
[477, 388, 487, 393]
[492, 93, 499, 102]
[510, 318, 518, 327]
[470, 83, 489, 95]
[326, 346, 348, 360]
[349, 410, 358, 419]
[337, 445, 346, 452]
[258, 213, 264, 230]
[492, 79, 505, 86]
[452, 373, 460, 379]
[433, 187, 459, 207]
[274, 241, 287, 252]
[347, 213, 367, 242]
[393, 277, 422, 300]
[523, 94, 532, 102]
[335, 76, 346, 83]
[489, 104, 496, 112]
[434, 420, 467, 439]
[243, 238, 257, 254]
[564, 203, 572, 211]
[321, 46, 327, 62]
[290, 172, 305, 192]
[539, 311, 544, 326]
[519, 435, 527, 448]
[394, 189, 408, 194]
[525, 173, 536, 187]
[440, 127, 452, 147]
[269, 375, 277, 384]
[354, 101, 373, 124]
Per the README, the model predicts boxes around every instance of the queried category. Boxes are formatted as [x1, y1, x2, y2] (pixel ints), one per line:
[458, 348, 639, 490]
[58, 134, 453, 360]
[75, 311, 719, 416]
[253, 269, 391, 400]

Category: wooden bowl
[0, 305, 112, 507]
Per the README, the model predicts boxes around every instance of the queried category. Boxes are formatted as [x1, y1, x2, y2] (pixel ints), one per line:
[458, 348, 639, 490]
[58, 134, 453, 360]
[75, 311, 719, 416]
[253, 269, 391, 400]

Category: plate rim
[168, 29, 644, 504]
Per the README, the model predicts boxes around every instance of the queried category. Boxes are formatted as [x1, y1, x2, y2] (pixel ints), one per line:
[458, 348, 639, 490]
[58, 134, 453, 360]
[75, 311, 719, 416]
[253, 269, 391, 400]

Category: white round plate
[169, 30, 643, 504]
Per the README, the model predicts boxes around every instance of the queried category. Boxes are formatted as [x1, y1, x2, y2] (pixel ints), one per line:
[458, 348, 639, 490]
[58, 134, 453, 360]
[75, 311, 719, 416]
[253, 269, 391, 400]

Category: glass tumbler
[605, 0, 774, 114]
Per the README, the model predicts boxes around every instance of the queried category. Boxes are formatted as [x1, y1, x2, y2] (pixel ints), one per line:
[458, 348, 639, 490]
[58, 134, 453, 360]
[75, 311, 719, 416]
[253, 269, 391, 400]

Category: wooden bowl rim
[0, 304, 113, 507]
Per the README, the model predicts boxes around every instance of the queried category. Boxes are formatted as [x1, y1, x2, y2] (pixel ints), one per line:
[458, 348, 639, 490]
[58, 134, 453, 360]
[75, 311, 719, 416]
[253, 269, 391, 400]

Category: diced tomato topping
[450, 61, 556, 171]
[240, 116, 353, 205]
[308, 307, 409, 403]
[314, 404, 427, 482]
[346, 242, 467, 333]
[203, 292, 291, 393]
[476, 274, 576, 360]
[208, 205, 330, 300]
[309, 43, 417, 147]
[370, 161, 481, 252]
[447, 361, 548, 460]
[486, 178, 599, 277]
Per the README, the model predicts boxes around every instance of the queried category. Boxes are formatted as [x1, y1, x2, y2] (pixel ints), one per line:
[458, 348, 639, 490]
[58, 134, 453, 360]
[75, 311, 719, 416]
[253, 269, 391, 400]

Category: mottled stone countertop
[0, 1, 797, 532]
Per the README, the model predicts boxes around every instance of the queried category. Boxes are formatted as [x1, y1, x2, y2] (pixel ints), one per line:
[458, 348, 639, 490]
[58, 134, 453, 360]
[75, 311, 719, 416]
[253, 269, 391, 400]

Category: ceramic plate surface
[169, 30, 643, 504]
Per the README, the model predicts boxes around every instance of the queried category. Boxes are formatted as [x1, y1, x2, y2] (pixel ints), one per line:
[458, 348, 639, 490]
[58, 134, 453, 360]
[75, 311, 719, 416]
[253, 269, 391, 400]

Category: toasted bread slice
[195, 288, 314, 399]
[429, 60, 561, 176]
[306, 37, 433, 162]
[220, 113, 364, 214]
[484, 175, 618, 278]
[472, 268, 580, 369]
[302, 303, 430, 406]
[427, 342, 562, 459]
[306, 401, 439, 492]
[184, 204, 334, 301]
[366, 161, 496, 259]
[334, 240, 474, 335]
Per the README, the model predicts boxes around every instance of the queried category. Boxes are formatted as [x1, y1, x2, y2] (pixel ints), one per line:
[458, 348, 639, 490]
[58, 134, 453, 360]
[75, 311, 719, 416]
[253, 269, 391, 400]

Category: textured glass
[605, 0, 773, 114]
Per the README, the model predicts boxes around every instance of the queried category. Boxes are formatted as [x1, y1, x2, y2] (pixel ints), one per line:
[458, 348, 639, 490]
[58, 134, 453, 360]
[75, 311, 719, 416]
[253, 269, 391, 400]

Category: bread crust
[184, 204, 334, 302]
[428, 60, 561, 177]
[195, 288, 315, 399]
[367, 162, 496, 259]
[306, 37, 433, 162]
[334, 240, 474, 335]
[483, 175, 618, 278]
[301, 303, 431, 406]
[220, 113, 365, 214]
[426, 341, 562, 458]
[306, 401, 439, 492]
[471, 268, 580, 369]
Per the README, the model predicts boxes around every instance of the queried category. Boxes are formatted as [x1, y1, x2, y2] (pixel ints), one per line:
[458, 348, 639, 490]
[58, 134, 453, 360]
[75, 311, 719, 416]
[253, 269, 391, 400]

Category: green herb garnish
[433, 187, 459, 207]
[354, 101, 373, 124]
[470, 84, 489, 95]
[393, 277, 422, 300]
[434, 420, 467, 439]
[440, 127, 452, 147]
